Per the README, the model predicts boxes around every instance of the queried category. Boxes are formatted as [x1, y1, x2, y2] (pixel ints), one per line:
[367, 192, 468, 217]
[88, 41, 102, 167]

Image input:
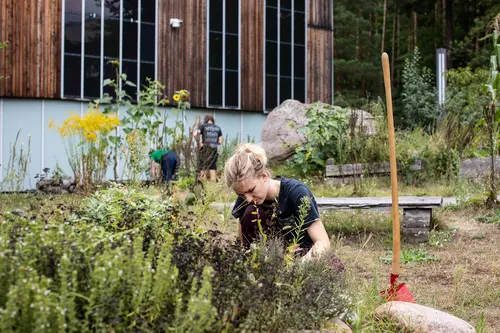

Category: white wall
[0, 98, 267, 189]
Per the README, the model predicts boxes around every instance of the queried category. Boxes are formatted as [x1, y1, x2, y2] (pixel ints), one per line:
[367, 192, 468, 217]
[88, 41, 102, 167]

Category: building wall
[0, 97, 266, 189]
[0, 0, 62, 98]
[0, 0, 335, 109]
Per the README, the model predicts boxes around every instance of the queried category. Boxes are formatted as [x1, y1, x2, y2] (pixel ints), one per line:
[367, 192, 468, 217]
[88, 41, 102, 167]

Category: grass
[328, 205, 500, 332]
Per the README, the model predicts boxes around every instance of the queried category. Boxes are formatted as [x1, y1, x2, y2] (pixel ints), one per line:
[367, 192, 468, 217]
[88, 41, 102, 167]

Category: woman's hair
[224, 143, 269, 188]
[204, 114, 215, 124]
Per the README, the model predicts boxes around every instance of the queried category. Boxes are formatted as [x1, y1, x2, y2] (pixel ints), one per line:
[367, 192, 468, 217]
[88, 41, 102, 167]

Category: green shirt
[150, 149, 168, 163]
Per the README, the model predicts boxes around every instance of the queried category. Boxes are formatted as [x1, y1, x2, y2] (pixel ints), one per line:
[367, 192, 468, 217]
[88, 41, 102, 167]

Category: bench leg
[402, 208, 432, 243]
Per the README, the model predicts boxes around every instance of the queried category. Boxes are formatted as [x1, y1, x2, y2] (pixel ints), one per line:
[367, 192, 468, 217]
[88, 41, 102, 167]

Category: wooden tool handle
[382, 53, 400, 276]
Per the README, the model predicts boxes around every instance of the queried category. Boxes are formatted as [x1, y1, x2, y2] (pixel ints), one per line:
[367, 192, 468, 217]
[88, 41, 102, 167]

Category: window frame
[263, 0, 307, 112]
[60, 0, 158, 100]
[206, 0, 242, 109]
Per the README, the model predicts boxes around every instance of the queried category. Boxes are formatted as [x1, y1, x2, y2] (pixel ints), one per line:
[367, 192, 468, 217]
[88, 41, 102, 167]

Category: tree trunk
[445, 0, 453, 68]
[381, 0, 388, 53]
[413, 9, 418, 48]
[391, 11, 396, 85]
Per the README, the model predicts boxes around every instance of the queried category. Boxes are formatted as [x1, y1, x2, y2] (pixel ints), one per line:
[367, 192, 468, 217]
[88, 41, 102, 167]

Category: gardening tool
[380, 52, 414, 303]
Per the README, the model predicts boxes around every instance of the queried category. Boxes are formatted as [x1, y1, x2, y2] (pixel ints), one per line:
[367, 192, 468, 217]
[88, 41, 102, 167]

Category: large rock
[375, 301, 476, 333]
[260, 100, 376, 162]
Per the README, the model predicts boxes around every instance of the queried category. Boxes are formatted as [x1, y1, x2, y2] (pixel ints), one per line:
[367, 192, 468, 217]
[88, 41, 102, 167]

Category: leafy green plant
[379, 248, 440, 264]
[400, 47, 439, 132]
[293, 102, 349, 175]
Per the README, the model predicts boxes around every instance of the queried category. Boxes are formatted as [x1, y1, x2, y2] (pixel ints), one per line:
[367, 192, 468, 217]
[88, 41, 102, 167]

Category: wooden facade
[158, 0, 206, 108]
[0, 0, 62, 98]
[307, 0, 333, 104]
[241, 0, 264, 111]
[0, 0, 334, 111]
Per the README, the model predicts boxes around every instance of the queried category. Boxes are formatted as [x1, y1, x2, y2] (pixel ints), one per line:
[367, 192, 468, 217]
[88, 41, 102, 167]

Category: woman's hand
[303, 220, 330, 261]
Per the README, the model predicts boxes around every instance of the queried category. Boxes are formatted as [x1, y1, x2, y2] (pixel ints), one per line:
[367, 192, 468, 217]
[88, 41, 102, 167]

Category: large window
[265, 0, 306, 110]
[207, 0, 240, 108]
[62, 0, 157, 100]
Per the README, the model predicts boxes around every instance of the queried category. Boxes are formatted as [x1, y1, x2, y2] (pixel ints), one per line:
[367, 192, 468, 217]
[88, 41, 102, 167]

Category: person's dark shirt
[232, 177, 320, 249]
[199, 123, 222, 148]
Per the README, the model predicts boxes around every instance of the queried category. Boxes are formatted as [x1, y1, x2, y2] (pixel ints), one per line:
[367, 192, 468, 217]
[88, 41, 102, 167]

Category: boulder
[375, 301, 476, 333]
[260, 100, 376, 162]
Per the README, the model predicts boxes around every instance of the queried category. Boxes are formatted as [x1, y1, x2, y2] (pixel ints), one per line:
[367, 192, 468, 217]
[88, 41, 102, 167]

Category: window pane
[103, 60, 118, 98]
[226, 0, 239, 34]
[104, 0, 120, 20]
[85, 4, 101, 57]
[123, 21, 138, 60]
[210, 0, 223, 32]
[123, 0, 138, 20]
[225, 34, 238, 71]
[122, 60, 138, 99]
[294, 0, 305, 12]
[280, 9, 292, 43]
[84, 56, 100, 98]
[104, 19, 119, 58]
[265, 41, 277, 75]
[141, 23, 155, 62]
[281, 0, 292, 9]
[141, 0, 155, 23]
[280, 43, 291, 77]
[293, 45, 305, 78]
[64, 1, 82, 55]
[64, 54, 81, 97]
[140, 62, 155, 88]
[294, 12, 305, 44]
[265, 75, 277, 110]
[266, 0, 277, 7]
[209, 69, 223, 106]
[294, 78, 305, 102]
[225, 71, 238, 107]
[209, 32, 223, 68]
[265, 7, 277, 42]
[280, 77, 291, 103]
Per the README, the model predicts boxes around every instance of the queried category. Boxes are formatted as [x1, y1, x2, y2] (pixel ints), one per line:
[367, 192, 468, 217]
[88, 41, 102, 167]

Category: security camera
[170, 18, 183, 28]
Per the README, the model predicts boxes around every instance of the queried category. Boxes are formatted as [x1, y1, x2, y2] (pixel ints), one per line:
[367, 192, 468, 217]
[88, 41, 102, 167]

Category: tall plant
[0, 130, 31, 191]
[401, 47, 439, 132]
[49, 109, 120, 190]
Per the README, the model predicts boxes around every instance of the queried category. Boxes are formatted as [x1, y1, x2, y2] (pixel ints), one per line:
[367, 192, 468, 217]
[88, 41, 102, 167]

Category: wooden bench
[316, 196, 443, 243]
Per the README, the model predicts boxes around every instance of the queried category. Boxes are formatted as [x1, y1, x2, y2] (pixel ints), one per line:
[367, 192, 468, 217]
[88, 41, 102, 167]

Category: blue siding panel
[2, 99, 43, 190]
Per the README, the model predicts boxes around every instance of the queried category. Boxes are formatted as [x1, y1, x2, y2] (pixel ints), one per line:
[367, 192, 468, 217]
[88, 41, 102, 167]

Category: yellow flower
[173, 94, 180, 101]
[48, 120, 55, 129]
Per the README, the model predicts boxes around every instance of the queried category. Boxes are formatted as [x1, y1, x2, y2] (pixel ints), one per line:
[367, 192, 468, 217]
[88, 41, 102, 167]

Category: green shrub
[74, 184, 176, 242]
[0, 192, 353, 332]
[400, 48, 439, 132]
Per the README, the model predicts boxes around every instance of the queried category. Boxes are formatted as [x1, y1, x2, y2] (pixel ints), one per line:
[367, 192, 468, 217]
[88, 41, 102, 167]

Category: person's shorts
[199, 146, 218, 171]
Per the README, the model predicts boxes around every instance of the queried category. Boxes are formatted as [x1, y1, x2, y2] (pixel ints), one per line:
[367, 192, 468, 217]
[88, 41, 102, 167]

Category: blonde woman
[224, 144, 332, 261]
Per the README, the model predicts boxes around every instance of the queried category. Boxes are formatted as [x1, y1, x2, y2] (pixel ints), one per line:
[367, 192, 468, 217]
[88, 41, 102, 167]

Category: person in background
[150, 148, 178, 183]
[194, 114, 223, 181]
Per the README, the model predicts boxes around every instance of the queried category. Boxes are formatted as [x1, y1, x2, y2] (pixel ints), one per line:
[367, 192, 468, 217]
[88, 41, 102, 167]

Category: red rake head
[380, 274, 415, 302]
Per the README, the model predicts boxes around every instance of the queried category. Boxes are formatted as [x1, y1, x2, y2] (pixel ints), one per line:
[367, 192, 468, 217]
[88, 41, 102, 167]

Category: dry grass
[328, 207, 500, 332]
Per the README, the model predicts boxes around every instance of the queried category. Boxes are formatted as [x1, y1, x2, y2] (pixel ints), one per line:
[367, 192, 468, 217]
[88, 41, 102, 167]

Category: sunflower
[173, 94, 180, 101]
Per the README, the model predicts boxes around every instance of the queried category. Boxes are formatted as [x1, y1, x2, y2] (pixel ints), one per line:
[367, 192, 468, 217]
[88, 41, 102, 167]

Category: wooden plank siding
[307, 0, 333, 104]
[157, 0, 206, 107]
[240, 0, 264, 111]
[0, 0, 61, 98]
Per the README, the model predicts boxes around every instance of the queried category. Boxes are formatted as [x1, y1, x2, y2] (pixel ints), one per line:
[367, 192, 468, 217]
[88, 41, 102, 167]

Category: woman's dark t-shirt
[232, 177, 320, 250]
